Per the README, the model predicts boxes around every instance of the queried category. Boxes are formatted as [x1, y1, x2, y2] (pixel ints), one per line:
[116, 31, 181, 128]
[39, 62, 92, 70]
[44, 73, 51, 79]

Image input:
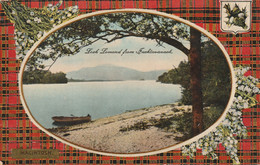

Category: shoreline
[48, 103, 192, 153]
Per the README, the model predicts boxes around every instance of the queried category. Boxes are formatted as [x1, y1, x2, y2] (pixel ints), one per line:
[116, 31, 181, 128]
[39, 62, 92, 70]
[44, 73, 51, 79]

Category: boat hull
[52, 116, 91, 126]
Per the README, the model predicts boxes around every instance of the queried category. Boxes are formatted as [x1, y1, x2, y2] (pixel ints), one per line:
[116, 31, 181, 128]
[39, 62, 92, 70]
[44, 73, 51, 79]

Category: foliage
[1, 0, 79, 61]
[1, 0, 190, 71]
[119, 106, 223, 140]
[23, 70, 68, 84]
[174, 112, 192, 138]
[203, 107, 224, 129]
[173, 107, 223, 140]
[157, 40, 231, 108]
[181, 67, 260, 164]
[119, 120, 151, 132]
[224, 3, 248, 29]
[25, 13, 190, 70]
[158, 60, 192, 105]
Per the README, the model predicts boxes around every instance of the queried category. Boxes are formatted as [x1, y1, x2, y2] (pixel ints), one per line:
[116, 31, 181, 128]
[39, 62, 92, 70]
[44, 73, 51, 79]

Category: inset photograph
[21, 12, 232, 154]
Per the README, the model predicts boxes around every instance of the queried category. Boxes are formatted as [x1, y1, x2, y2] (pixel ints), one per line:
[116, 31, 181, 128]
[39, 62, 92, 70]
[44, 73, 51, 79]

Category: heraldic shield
[220, 0, 252, 34]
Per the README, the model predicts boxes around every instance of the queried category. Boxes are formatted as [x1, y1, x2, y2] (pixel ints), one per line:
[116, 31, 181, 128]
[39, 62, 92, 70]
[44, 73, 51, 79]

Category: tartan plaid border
[0, 0, 259, 164]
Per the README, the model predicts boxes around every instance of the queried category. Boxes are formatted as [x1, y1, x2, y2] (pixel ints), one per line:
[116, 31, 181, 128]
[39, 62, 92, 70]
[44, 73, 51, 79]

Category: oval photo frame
[19, 9, 236, 157]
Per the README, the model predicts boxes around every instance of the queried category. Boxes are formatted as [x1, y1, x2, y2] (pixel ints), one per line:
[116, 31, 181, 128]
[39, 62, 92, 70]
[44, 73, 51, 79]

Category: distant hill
[66, 64, 167, 81]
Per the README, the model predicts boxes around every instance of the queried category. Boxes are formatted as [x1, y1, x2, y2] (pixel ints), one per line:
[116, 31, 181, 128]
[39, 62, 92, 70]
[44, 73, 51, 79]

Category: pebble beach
[49, 103, 192, 154]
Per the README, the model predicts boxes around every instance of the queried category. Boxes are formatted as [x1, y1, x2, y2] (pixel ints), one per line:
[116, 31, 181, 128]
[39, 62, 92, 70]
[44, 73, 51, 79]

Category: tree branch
[98, 29, 190, 55]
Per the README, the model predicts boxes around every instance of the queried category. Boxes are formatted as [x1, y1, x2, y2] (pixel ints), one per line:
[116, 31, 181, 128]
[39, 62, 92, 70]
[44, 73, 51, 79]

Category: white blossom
[222, 119, 230, 126]
[181, 67, 259, 164]
[238, 13, 244, 18]
[243, 102, 249, 109]
[238, 85, 244, 91]
[202, 149, 208, 155]
[253, 87, 260, 93]
[229, 16, 234, 23]
[37, 32, 42, 38]
[29, 39, 34, 43]
[244, 86, 251, 93]
[68, 6, 73, 11]
[72, 8, 78, 13]
[34, 17, 39, 22]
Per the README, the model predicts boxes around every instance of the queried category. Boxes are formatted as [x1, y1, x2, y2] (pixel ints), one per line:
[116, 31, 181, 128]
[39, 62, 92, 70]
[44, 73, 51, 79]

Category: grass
[119, 106, 224, 140]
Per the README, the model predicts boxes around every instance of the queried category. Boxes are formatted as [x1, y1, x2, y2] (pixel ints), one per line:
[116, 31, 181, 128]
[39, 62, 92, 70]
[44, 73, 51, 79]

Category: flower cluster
[45, 3, 79, 27]
[182, 67, 259, 164]
[4, 0, 79, 59]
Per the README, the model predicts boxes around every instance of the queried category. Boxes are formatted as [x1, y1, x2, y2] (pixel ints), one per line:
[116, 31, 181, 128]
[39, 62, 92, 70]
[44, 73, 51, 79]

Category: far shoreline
[23, 79, 164, 84]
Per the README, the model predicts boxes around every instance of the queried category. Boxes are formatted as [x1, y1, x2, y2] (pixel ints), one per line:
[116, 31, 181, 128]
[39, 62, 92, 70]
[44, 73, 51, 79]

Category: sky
[42, 36, 189, 73]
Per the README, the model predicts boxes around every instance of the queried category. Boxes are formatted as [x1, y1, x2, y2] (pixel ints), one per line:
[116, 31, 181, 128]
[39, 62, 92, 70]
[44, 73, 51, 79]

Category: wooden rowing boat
[52, 115, 91, 126]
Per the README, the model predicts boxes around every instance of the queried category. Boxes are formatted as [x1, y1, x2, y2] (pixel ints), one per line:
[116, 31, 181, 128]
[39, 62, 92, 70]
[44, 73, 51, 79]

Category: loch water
[23, 80, 182, 128]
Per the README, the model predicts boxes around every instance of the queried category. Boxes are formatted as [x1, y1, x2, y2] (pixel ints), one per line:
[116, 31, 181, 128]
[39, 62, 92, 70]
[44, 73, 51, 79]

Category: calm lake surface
[23, 81, 182, 128]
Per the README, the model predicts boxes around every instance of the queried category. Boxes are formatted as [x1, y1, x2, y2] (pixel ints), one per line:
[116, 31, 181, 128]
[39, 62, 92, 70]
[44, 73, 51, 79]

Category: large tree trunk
[190, 28, 203, 136]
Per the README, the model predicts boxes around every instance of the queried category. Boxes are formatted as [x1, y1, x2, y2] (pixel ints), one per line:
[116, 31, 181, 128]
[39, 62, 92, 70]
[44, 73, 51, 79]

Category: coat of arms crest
[220, 0, 252, 34]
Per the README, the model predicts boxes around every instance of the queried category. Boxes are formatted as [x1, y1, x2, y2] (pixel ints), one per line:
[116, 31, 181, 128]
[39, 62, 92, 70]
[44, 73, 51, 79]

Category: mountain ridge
[66, 64, 167, 81]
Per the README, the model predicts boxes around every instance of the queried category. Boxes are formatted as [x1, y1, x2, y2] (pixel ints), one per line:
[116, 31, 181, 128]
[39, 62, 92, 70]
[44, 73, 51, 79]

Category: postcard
[0, 0, 259, 164]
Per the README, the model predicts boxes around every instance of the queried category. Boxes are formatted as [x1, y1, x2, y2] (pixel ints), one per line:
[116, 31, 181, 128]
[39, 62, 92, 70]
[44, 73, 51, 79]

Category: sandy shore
[49, 103, 192, 154]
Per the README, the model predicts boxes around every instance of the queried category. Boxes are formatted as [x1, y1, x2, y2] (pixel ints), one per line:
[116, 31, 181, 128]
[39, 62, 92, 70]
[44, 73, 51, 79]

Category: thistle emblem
[220, 0, 252, 34]
[224, 3, 248, 29]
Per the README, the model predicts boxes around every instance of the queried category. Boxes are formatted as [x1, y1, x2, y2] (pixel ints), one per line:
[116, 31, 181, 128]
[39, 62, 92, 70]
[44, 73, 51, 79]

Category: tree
[190, 28, 203, 135]
[0, 0, 79, 58]
[41, 13, 203, 135]
[157, 40, 231, 108]
[2, 1, 204, 135]
[26, 13, 190, 71]
[23, 70, 68, 84]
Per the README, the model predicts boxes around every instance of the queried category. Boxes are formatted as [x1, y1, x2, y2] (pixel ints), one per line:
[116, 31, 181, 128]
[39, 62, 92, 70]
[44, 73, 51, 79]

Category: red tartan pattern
[0, 0, 259, 164]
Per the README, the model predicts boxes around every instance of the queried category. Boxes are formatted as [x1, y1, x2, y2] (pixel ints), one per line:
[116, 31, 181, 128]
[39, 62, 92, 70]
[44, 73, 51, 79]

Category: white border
[19, 9, 236, 157]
